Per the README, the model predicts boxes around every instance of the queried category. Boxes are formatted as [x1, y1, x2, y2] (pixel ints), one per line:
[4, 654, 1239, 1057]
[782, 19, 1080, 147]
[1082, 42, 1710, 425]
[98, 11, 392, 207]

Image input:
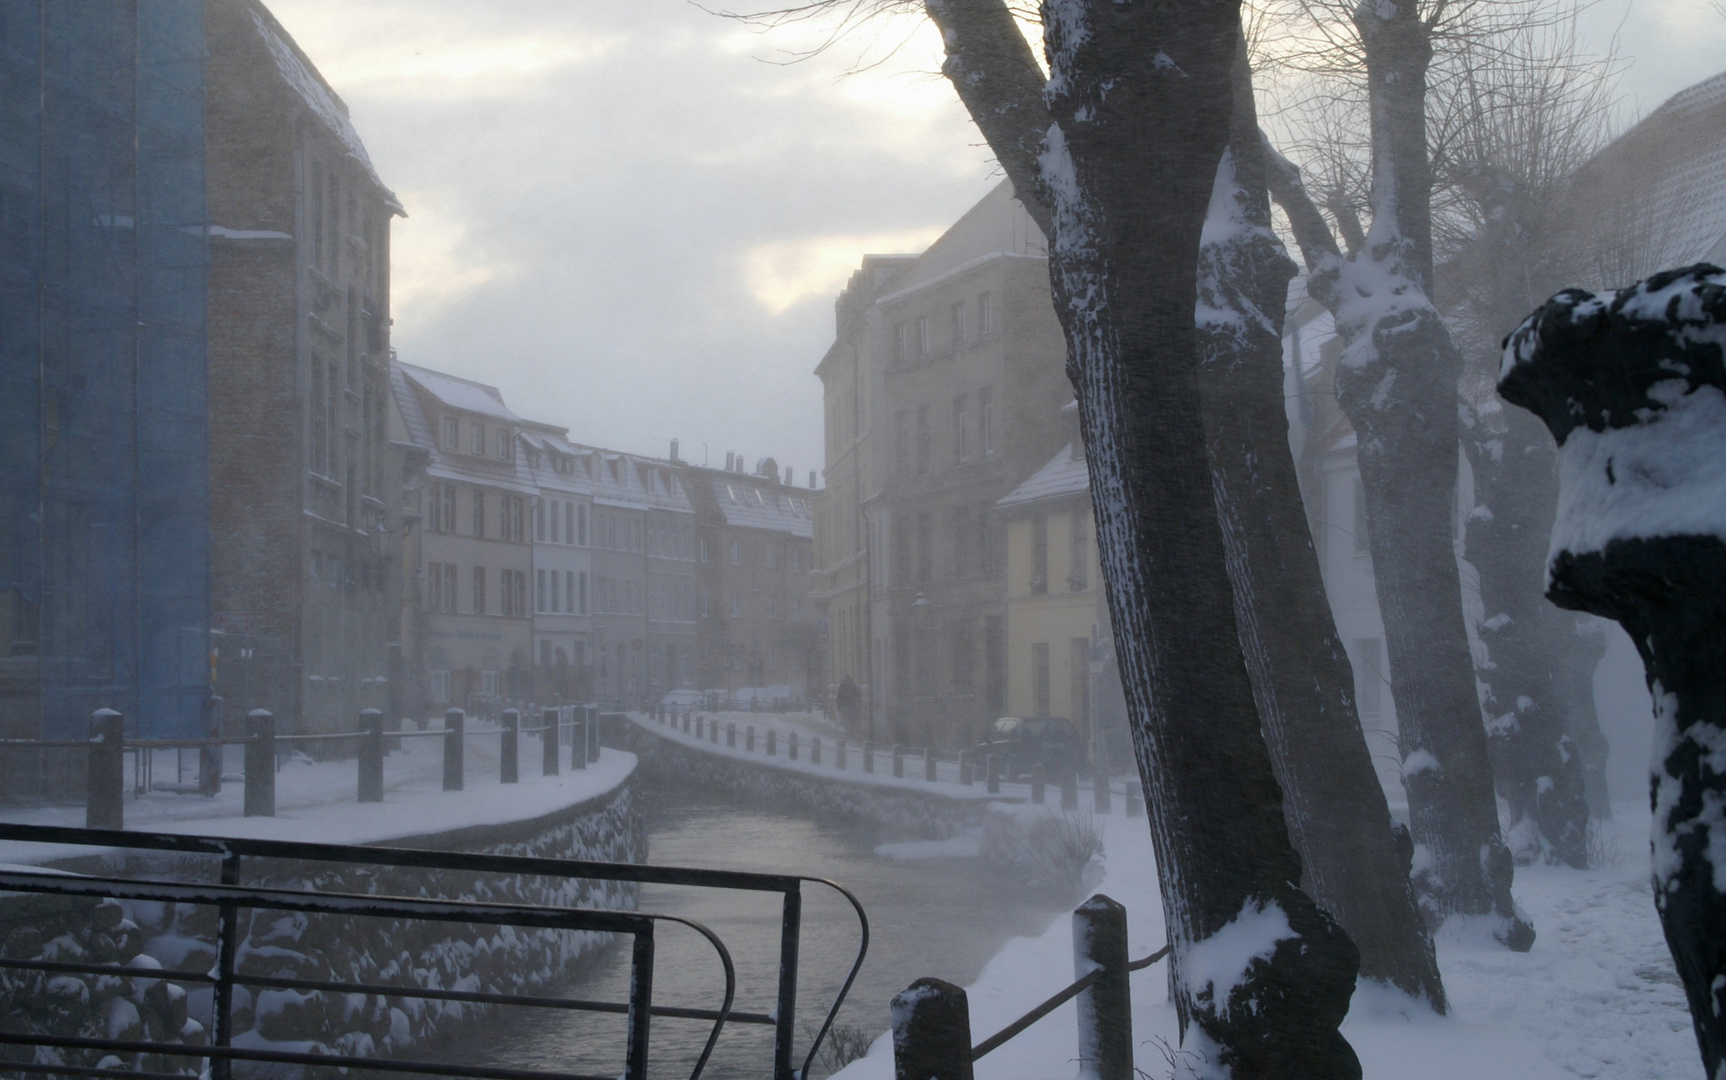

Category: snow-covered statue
[1499, 263, 1726, 1078]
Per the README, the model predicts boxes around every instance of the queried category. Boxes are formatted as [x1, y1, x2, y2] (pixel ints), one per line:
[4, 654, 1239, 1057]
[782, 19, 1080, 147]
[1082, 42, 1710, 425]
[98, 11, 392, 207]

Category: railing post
[86, 709, 125, 831]
[986, 754, 1000, 794]
[501, 708, 520, 784]
[767, 729, 778, 757]
[959, 749, 972, 786]
[926, 747, 937, 782]
[587, 709, 600, 763]
[542, 707, 561, 775]
[358, 708, 384, 803]
[1073, 894, 1132, 1080]
[891, 977, 974, 1080]
[573, 716, 588, 770]
[864, 741, 874, 774]
[443, 708, 465, 791]
[836, 739, 847, 770]
[1061, 769, 1079, 811]
[243, 710, 276, 817]
[812, 736, 822, 765]
[789, 731, 798, 761]
[1031, 766, 1046, 805]
[893, 745, 904, 778]
[773, 887, 803, 1080]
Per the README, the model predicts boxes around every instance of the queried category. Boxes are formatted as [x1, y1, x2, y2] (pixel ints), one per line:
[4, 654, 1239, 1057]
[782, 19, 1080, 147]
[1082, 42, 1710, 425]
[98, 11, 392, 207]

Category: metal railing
[0, 822, 869, 1080]
[890, 893, 1167, 1080]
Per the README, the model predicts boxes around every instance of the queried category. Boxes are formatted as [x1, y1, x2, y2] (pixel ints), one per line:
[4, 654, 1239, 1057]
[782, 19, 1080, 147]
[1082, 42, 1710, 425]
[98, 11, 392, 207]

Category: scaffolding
[0, 0, 210, 771]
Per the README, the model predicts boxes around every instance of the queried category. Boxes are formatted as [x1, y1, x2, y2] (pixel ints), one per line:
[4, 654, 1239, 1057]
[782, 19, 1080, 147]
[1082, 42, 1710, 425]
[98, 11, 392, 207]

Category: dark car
[972, 716, 1084, 779]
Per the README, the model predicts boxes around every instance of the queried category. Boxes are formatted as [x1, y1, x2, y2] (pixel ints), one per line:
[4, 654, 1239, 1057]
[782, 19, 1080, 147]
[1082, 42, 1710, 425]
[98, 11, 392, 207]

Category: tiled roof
[390, 359, 537, 495]
[576, 446, 693, 515]
[997, 442, 1091, 510]
[708, 476, 814, 538]
[399, 362, 521, 423]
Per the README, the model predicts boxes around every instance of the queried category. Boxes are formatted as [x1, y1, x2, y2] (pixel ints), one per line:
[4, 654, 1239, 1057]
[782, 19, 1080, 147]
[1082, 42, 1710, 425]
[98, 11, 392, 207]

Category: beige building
[521, 423, 596, 702]
[391, 361, 535, 715]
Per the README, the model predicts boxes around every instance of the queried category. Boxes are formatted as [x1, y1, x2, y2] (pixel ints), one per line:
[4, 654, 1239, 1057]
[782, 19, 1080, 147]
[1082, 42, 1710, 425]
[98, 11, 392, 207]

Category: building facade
[522, 423, 595, 703]
[686, 457, 818, 699]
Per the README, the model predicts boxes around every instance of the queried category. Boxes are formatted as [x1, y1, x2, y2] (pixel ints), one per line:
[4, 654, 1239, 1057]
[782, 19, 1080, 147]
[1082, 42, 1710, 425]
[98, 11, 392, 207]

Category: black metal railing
[0, 822, 868, 1080]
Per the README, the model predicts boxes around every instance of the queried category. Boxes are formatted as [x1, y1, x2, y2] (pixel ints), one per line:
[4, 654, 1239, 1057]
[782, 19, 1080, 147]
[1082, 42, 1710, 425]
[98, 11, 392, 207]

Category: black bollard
[710, 718, 719, 744]
[543, 707, 561, 776]
[767, 729, 777, 757]
[443, 708, 465, 791]
[1031, 766, 1046, 805]
[244, 709, 276, 817]
[358, 708, 384, 803]
[789, 731, 798, 761]
[1073, 894, 1133, 1080]
[572, 718, 588, 770]
[1061, 769, 1079, 811]
[926, 747, 937, 782]
[696, 714, 704, 740]
[893, 745, 904, 779]
[86, 709, 125, 831]
[836, 740, 847, 770]
[1094, 763, 1112, 814]
[986, 754, 1000, 795]
[812, 736, 822, 765]
[586, 708, 600, 763]
[958, 749, 972, 786]
[864, 741, 874, 774]
[891, 977, 974, 1080]
[728, 722, 737, 748]
[747, 726, 755, 752]
[501, 708, 520, 784]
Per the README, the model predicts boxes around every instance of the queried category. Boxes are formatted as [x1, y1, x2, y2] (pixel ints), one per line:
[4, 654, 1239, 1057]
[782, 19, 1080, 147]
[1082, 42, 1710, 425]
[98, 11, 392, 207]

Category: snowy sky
[265, 0, 1726, 473]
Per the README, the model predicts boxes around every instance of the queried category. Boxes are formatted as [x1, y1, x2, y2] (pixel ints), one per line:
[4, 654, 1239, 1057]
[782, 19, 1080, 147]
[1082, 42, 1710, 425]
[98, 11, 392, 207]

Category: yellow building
[996, 432, 1113, 743]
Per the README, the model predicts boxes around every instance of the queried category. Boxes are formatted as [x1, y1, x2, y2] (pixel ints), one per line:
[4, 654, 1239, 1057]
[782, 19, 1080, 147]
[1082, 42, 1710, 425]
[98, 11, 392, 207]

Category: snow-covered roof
[399, 363, 522, 423]
[576, 446, 693, 515]
[391, 360, 537, 495]
[520, 425, 594, 497]
[249, 5, 403, 213]
[707, 476, 814, 538]
[996, 443, 1091, 511]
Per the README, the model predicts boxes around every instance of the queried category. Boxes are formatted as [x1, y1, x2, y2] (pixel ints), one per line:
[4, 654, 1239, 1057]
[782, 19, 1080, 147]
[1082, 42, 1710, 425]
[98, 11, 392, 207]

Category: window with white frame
[472, 424, 485, 455]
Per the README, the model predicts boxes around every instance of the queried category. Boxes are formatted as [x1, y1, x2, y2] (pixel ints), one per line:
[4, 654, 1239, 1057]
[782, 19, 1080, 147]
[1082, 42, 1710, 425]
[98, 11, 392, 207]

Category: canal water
[459, 785, 1070, 1080]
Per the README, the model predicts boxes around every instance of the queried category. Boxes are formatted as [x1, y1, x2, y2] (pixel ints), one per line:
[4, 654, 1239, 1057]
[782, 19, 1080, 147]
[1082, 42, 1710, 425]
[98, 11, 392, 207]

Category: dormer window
[496, 430, 511, 461]
[442, 417, 459, 450]
[471, 424, 485, 455]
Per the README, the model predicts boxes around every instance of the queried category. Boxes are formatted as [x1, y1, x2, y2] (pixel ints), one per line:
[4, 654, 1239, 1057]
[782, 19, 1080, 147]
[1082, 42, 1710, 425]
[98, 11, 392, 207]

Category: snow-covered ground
[834, 803, 1695, 1080]
[0, 724, 635, 865]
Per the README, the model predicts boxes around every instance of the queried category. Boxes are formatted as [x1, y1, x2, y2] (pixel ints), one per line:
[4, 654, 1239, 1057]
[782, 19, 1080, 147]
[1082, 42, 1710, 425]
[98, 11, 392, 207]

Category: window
[1033, 642, 1051, 715]
[1352, 477, 1371, 555]
[473, 489, 487, 537]
[442, 416, 459, 450]
[424, 561, 443, 611]
[1071, 637, 1092, 728]
[917, 513, 932, 583]
[1031, 514, 1049, 594]
[700, 537, 709, 563]
[914, 315, 929, 358]
[548, 501, 560, 543]
[473, 566, 487, 614]
[916, 405, 931, 474]
[952, 506, 970, 577]
[980, 386, 995, 455]
[577, 503, 588, 546]
[579, 571, 589, 614]
[471, 424, 485, 455]
[730, 541, 742, 566]
[497, 430, 512, 460]
[978, 503, 996, 573]
[429, 668, 451, 704]
[502, 569, 528, 617]
[482, 670, 500, 697]
[951, 300, 966, 349]
[953, 394, 968, 465]
[892, 321, 907, 365]
[894, 411, 909, 478]
[730, 594, 742, 619]
[504, 496, 526, 542]
[565, 570, 574, 613]
[1355, 637, 1384, 718]
[534, 501, 545, 542]
[1069, 511, 1089, 591]
[444, 564, 458, 613]
[536, 569, 547, 612]
[979, 291, 994, 334]
[565, 502, 574, 545]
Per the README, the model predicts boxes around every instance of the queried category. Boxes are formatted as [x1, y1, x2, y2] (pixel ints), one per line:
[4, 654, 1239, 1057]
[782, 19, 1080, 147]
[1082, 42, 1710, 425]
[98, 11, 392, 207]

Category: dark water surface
[457, 785, 1066, 1080]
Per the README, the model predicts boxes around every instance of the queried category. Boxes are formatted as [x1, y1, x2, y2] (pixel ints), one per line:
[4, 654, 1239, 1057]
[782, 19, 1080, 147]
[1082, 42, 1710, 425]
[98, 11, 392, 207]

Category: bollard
[747, 726, 756, 752]
[812, 736, 822, 765]
[501, 708, 520, 784]
[710, 718, 719, 744]
[836, 740, 847, 770]
[200, 696, 223, 798]
[587, 707, 601, 762]
[685, 711, 693, 735]
[864, 741, 875, 774]
[893, 745, 904, 779]
[926, 747, 937, 782]
[244, 709, 276, 817]
[1061, 769, 1079, 811]
[986, 754, 1000, 795]
[358, 709, 384, 803]
[572, 718, 588, 770]
[1094, 764, 1112, 815]
[1031, 766, 1046, 805]
[86, 709, 125, 831]
[696, 715, 704, 740]
[728, 722, 737, 748]
[443, 708, 465, 791]
[789, 731, 798, 761]
[890, 977, 974, 1080]
[543, 707, 561, 776]
[1073, 894, 1133, 1080]
[767, 729, 777, 757]
[959, 749, 972, 786]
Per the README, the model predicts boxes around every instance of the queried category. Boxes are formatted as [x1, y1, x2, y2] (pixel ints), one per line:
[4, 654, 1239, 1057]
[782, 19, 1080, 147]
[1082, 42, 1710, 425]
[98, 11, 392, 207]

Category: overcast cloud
[266, 0, 1726, 476]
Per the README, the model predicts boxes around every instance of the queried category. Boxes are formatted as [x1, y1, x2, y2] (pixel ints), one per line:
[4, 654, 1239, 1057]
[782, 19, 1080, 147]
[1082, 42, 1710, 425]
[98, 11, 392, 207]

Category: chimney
[725, 451, 735, 472]
[784, 466, 793, 485]
[809, 470, 817, 489]
[670, 438, 679, 462]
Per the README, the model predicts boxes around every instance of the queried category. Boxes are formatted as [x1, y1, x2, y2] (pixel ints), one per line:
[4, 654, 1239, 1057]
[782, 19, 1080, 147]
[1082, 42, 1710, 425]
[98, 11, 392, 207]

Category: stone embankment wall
[629, 723, 989, 839]
[0, 782, 643, 1076]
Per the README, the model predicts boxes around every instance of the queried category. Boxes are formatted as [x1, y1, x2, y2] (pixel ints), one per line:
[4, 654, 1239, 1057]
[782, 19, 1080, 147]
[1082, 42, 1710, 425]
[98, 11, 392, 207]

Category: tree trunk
[1196, 39, 1445, 1008]
[1261, 0, 1531, 948]
[1038, 3, 1359, 1074]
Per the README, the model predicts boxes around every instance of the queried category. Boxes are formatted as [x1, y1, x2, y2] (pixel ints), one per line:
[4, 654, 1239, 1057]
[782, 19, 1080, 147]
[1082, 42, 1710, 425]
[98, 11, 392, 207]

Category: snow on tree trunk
[1459, 389, 1592, 867]
[1499, 263, 1726, 1079]
[1038, 3, 1359, 1075]
[1196, 39, 1444, 1009]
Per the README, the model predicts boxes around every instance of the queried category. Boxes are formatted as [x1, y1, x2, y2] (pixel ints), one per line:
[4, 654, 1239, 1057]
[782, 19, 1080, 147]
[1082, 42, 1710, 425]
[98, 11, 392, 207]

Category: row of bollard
[84, 704, 605, 831]
[653, 706, 1143, 818]
[891, 894, 1134, 1080]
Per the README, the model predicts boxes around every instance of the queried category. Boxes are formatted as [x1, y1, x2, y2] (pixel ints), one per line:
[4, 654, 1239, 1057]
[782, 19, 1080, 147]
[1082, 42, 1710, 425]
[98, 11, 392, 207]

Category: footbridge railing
[0, 823, 868, 1080]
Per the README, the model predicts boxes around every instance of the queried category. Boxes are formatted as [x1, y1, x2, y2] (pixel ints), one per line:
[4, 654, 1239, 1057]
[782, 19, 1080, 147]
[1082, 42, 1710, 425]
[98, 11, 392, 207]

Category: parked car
[971, 716, 1084, 779]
